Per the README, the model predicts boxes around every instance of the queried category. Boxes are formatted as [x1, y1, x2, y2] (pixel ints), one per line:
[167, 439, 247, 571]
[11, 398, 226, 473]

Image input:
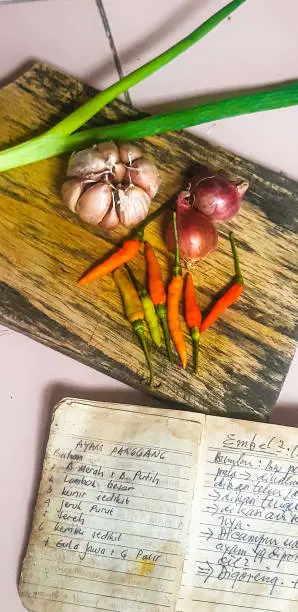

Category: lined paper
[177, 416, 298, 612]
[19, 399, 204, 612]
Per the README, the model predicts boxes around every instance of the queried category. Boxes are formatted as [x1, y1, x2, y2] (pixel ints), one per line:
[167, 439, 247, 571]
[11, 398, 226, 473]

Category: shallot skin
[191, 167, 249, 222]
[165, 192, 218, 263]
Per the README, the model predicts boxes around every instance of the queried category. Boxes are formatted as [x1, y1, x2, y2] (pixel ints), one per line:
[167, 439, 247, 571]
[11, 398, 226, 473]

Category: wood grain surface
[0, 63, 297, 420]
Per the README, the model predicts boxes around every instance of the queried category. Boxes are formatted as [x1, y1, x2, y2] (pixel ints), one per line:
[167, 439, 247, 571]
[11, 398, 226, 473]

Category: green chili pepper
[113, 267, 154, 387]
[126, 265, 162, 348]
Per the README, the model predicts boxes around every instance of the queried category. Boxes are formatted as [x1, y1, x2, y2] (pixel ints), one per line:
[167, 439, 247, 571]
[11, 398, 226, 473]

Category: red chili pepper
[201, 232, 243, 334]
[184, 272, 202, 374]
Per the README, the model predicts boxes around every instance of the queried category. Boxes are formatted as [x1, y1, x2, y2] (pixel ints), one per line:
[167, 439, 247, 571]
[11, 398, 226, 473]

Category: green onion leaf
[0, 81, 297, 172]
[49, 0, 247, 137]
[0, 0, 247, 171]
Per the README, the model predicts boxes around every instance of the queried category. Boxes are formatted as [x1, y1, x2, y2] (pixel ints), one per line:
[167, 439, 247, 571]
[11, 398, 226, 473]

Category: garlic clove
[119, 142, 143, 165]
[76, 182, 112, 225]
[112, 162, 126, 185]
[127, 157, 160, 198]
[118, 185, 151, 227]
[67, 148, 106, 178]
[95, 141, 120, 168]
[100, 196, 120, 230]
[61, 178, 84, 213]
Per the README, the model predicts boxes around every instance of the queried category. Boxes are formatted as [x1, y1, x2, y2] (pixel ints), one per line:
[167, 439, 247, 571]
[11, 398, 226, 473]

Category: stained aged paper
[19, 402, 298, 611]
[177, 416, 298, 612]
[19, 399, 204, 611]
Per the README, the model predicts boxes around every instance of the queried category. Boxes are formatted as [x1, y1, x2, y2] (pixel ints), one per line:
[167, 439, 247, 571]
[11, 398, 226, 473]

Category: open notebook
[19, 399, 298, 612]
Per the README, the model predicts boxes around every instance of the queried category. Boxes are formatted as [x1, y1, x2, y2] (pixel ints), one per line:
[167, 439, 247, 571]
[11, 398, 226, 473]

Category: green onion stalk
[0, 0, 247, 171]
[1, 81, 298, 172]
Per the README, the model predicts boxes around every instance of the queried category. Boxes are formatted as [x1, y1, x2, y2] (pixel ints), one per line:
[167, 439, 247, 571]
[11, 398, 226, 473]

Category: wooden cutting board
[0, 63, 297, 420]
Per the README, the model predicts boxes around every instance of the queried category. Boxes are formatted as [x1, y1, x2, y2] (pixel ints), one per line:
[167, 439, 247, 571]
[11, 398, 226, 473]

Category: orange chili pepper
[200, 232, 243, 334]
[167, 212, 187, 369]
[77, 200, 171, 286]
[144, 242, 167, 306]
[145, 241, 173, 363]
[185, 272, 201, 374]
[77, 239, 141, 286]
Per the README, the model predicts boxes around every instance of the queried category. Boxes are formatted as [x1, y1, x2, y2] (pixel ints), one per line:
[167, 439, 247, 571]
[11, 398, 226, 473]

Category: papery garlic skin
[67, 148, 106, 178]
[112, 162, 126, 185]
[127, 157, 160, 198]
[95, 141, 120, 168]
[118, 186, 151, 227]
[119, 142, 142, 165]
[61, 178, 84, 213]
[76, 183, 112, 225]
[100, 196, 120, 230]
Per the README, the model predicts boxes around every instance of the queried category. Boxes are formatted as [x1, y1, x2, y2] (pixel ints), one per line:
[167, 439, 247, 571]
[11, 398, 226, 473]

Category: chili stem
[230, 231, 243, 284]
[172, 211, 182, 277]
[125, 264, 143, 295]
[156, 305, 174, 364]
[2, 81, 298, 172]
[78, 202, 171, 287]
[190, 327, 200, 375]
[132, 320, 154, 388]
[135, 200, 171, 241]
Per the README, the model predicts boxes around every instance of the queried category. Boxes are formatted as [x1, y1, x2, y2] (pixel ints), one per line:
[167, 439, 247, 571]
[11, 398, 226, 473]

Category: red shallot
[165, 191, 218, 263]
[191, 165, 248, 222]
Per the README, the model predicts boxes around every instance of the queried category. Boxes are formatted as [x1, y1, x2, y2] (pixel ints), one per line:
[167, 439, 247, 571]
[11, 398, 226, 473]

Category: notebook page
[19, 399, 204, 612]
[177, 416, 298, 612]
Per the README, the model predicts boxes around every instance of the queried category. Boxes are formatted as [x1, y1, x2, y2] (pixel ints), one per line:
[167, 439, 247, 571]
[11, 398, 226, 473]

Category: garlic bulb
[118, 186, 151, 227]
[61, 141, 160, 231]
